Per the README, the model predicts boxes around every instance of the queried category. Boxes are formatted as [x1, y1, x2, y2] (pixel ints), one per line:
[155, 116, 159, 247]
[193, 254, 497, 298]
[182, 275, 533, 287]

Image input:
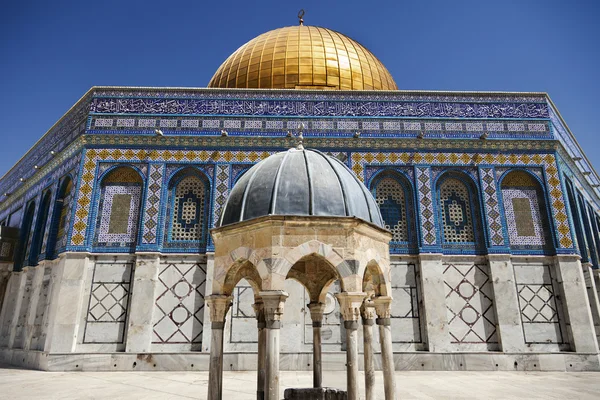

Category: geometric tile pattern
[480, 167, 505, 246]
[375, 177, 408, 242]
[97, 185, 142, 244]
[415, 167, 436, 245]
[439, 178, 475, 243]
[142, 164, 164, 244]
[502, 188, 545, 246]
[170, 176, 206, 241]
[71, 149, 276, 246]
[153, 263, 206, 344]
[444, 263, 498, 344]
[214, 164, 229, 229]
[351, 151, 572, 249]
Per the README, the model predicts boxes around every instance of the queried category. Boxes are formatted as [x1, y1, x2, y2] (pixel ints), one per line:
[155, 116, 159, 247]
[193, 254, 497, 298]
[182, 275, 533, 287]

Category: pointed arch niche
[370, 170, 417, 253]
[46, 176, 73, 258]
[435, 171, 485, 252]
[164, 167, 211, 250]
[93, 166, 143, 249]
[500, 170, 553, 253]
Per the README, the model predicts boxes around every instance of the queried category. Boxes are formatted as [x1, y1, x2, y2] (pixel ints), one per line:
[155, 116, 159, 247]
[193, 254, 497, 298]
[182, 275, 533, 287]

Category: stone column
[361, 300, 376, 400]
[374, 296, 397, 400]
[260, 290, 288, 400]
[125, 253, 160, 352]
[206, 294, 233, 400]
[488, 254, 525, 352]
[253, 299, 266, 400]
[418, 254, 451, 352]
[308, 302, 326, 388]
[554, 255, 599, 353]
[44, 253, 89, 352]
[336, 292, 366, 400]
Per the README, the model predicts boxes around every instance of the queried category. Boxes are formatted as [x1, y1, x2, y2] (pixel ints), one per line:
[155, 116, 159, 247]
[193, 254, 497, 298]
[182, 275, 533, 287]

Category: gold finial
[298, 9, 305, 26]
[296, 123, 305, 150]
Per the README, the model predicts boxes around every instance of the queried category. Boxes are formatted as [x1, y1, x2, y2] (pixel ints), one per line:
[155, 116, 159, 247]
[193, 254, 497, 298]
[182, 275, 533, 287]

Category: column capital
[259, 290, 288, 328]
[373, 295, 393, 325]
[206, 294, 233, 325]
[253, 299, 266, 326]
[360, 299, 376, 324]
[335, 292, 366, 322]
[307, 302, 326, 324]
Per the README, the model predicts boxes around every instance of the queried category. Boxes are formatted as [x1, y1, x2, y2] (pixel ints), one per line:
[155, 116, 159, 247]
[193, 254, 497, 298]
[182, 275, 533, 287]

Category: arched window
[14, 201, 35, 271]
[436, 172, 484, 251]
[94, 166, 143, 249]
[29, 191, 52, 265]
[46, 177, 73, 258]
[370, 171, 417, 251]
[165, 169, 210, 248]
[501, 170, 552, 252]
[565, 179, 588, 261]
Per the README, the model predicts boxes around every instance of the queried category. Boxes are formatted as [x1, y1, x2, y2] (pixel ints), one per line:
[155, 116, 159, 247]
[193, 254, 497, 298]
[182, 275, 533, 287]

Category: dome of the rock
[207, 25, 397, 91]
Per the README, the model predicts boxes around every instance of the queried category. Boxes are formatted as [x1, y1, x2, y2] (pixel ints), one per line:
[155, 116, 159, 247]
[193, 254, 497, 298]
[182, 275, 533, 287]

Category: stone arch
[499, 169, 554, 252]
[284, 253, 343, 304]
[434, 170, 485, 250]
[164, 167, 211, 247]
[369, 169, 418, 250]
[222, 259, 263, 297]
[29, 190, 52, 266]
[362, 260, 389, 297]
[46, 175, 73, 258]
[93, 165, 144, 249]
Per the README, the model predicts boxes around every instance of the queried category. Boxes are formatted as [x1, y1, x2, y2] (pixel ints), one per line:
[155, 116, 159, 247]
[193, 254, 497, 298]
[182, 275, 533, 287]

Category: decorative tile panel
[416, 167, 436, 245]
[142, 164, 164, 244]
[440, 178, 475, 243]
[153, 263, 206, 344]
[503, 188, 545, 246]
[444, 263, 498, 344]
[97, 186, 142, 244]
[374, 177, 408, 242]
[170, 176, 206, 241]
[480, 168, 505, 246]
[350, 152, 573, 249]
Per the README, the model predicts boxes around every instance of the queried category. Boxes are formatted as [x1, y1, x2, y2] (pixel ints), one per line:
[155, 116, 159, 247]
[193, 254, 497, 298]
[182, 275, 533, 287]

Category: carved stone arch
[362, 259, 389, 297]
[221, 259, 263, 297]
[277, 239, 350, 281]
[284, 253, 342, 303]
[500, 169, 554, 252]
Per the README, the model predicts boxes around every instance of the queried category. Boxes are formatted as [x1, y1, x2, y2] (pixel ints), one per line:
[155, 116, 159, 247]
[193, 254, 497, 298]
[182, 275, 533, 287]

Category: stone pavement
[0, 363, 599, 399]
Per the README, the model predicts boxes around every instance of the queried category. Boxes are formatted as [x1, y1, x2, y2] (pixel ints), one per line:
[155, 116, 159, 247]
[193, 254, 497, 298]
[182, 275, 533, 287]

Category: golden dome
[208, 25, 397, 91]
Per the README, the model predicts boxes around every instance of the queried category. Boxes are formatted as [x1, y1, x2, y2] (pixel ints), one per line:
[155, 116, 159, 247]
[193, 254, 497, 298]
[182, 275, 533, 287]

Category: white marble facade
[0, 253, 599, 371]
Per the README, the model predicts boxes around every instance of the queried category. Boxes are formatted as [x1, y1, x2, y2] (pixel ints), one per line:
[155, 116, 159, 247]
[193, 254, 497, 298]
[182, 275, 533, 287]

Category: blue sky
[1, 0, 599, 177]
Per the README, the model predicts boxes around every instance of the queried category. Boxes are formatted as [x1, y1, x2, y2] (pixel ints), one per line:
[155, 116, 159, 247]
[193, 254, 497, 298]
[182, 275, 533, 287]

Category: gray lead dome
[218, 148, 384, 228]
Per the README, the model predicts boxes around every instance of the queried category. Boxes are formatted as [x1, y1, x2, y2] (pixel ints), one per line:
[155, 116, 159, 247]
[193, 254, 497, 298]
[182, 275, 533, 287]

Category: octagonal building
[0, 20, 599, 375]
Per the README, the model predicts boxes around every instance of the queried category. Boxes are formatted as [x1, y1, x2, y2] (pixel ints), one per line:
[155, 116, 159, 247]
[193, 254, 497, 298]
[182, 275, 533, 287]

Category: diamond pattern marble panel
[153, 263, 206, 344]
[444, 263, 498, 344]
